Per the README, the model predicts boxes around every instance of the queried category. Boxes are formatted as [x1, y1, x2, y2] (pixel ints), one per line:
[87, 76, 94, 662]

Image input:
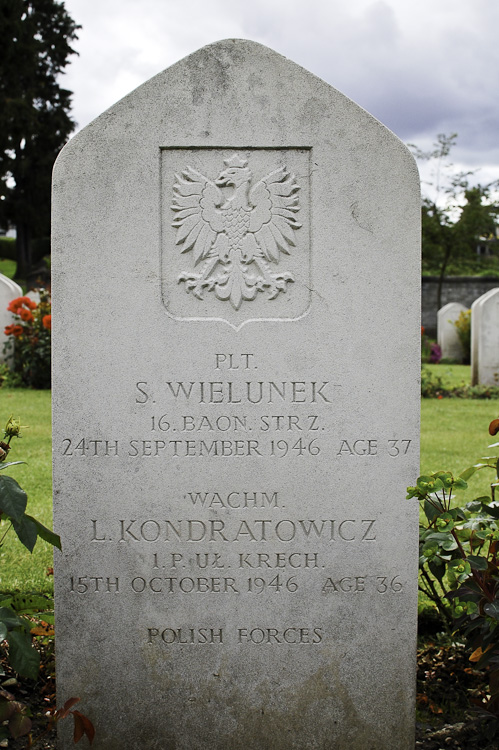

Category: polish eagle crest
[172, 153, 302, 310]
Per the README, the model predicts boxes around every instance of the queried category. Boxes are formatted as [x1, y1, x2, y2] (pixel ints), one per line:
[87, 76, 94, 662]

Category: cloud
[62, 0, 499, 178]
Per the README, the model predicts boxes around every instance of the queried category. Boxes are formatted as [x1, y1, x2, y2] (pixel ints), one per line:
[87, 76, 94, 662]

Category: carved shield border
[160, 147, 311, 331]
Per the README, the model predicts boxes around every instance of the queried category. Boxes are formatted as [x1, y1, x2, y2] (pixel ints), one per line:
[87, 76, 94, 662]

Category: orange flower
[19, 308, 34, 323]
[7, 299, 22, 314]
[4, 324, 23, 338]
[7, 296, 37, 314]
[42, 314, 51, 330]
[421, 326, 425, 335]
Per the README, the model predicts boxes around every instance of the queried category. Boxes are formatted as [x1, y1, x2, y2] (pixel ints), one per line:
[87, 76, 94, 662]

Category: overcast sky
[61, 0, 499, 199]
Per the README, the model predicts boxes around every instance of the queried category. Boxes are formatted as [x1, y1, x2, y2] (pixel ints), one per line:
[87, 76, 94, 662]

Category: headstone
[26, 290, 41, 306]
[472, 288, 499, 386]
[0, 273, 22, 365]
[52, 40, 421, 750]
[471, 288, 498, 385]
[437, 302, 467, 362]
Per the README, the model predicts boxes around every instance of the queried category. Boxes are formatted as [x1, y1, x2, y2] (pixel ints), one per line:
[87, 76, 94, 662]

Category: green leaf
[0, 476, 27, 522]
[460, 466, 478, 481]
[12, 515, 37, 553]
[467, 554, 488, 571]
[481, 504, 499, 520]
[428, 559, 446, 582]
[474, 529, 489, 539]
[422, 541, 439, 557]
[0, 623, 8, 641]
[10, 594, 53, 616]
[466, 500, 484, 513]
[484, 601, 499, 620]
[6, 631, 39, 680]
[424, 498, 441, 522]
[25, 515, 61, 550]
[436, 512, 455, 531]
[0, 608, 24, 630]
[425, 532, 455, 542]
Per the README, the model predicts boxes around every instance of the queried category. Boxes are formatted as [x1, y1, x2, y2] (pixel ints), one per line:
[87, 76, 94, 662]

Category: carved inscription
[61, 350, 413, 646]
[59, 351, 414, 461]
[173, 154, 301, 310]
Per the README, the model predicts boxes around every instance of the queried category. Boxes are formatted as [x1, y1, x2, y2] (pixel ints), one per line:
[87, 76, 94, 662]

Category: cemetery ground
[0, 379, 498, 748]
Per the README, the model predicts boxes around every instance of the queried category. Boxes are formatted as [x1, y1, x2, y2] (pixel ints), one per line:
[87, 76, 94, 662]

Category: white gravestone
[52, 40, 421, 750]
[437, 302, 467, 362]
[0, 274, 22, 365]
[472, 288, 499, 386]
[471, 288, 499, 385]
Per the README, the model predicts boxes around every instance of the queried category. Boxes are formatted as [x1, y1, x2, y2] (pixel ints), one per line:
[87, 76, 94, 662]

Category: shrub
[454, 309, 471, 364]
[0, 417, 94, 746]
[3, 291, 51, 389]
[421, 367, 499, 399]
[408, 418, 499, 740]
[421, 327, 442, 364]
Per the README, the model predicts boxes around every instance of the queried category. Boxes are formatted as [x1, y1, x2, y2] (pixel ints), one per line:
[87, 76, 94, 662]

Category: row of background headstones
[0, 272, 40, 365]
[438, 291, 499, 385]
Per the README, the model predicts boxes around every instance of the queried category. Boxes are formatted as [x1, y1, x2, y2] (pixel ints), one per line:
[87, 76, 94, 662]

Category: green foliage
[0, 415, 94, 745]
[410, 134, 499, 300]
[454, 309, 471, 364]
[3, 291, 51, 388]
[409, 419, 499, 736]
[421, 367, 499, 399]
[0, 0, 80, 278]
[0, 389, 52, 593]
[0, 416, 61, 693]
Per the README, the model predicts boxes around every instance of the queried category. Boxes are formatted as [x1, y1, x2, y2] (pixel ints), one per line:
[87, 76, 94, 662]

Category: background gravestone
[472, 288, 499, 386]
[52, 40, 421, 749]
[437, 302, 467, 362]
[471, 288, 499, 385]
[0, 274, 22, 365]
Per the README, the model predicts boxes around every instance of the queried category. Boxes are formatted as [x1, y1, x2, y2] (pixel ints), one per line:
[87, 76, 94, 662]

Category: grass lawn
[424, 363, 471, 389]
[420, 397, 499, 502]
[0, 389, 52, 593]
[1, 374, 499, 595]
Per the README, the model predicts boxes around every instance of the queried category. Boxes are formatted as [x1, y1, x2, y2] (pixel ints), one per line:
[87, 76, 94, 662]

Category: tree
[410, 134, 499, 308]
[0, 0, 80, 280]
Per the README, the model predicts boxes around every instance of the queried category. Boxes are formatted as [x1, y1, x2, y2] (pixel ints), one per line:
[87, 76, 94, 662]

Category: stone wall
[422, 276, 499, 336]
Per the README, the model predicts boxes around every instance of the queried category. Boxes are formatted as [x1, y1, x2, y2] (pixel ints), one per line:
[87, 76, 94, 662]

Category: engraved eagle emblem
[172, 153, 301, 310]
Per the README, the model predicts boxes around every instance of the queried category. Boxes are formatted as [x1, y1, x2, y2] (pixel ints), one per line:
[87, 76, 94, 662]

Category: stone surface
[437, 302, 468, 362]
[0, 274, 22, 365]
[52, 40, 421, 750]
[471, 288, 499, 386]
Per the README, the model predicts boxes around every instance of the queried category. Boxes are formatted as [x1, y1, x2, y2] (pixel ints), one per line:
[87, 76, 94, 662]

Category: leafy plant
[0, 416, 94, 745]
[408, 417, 499, 739]
[3, 292, 51, 388]
[421, 327, 442, 364]
[421, 367, 499, 399]
[454, 309, 471, 364]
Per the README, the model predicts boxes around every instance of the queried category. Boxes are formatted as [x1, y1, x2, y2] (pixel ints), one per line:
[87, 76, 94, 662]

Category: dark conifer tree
[0, 0, 79, 279]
